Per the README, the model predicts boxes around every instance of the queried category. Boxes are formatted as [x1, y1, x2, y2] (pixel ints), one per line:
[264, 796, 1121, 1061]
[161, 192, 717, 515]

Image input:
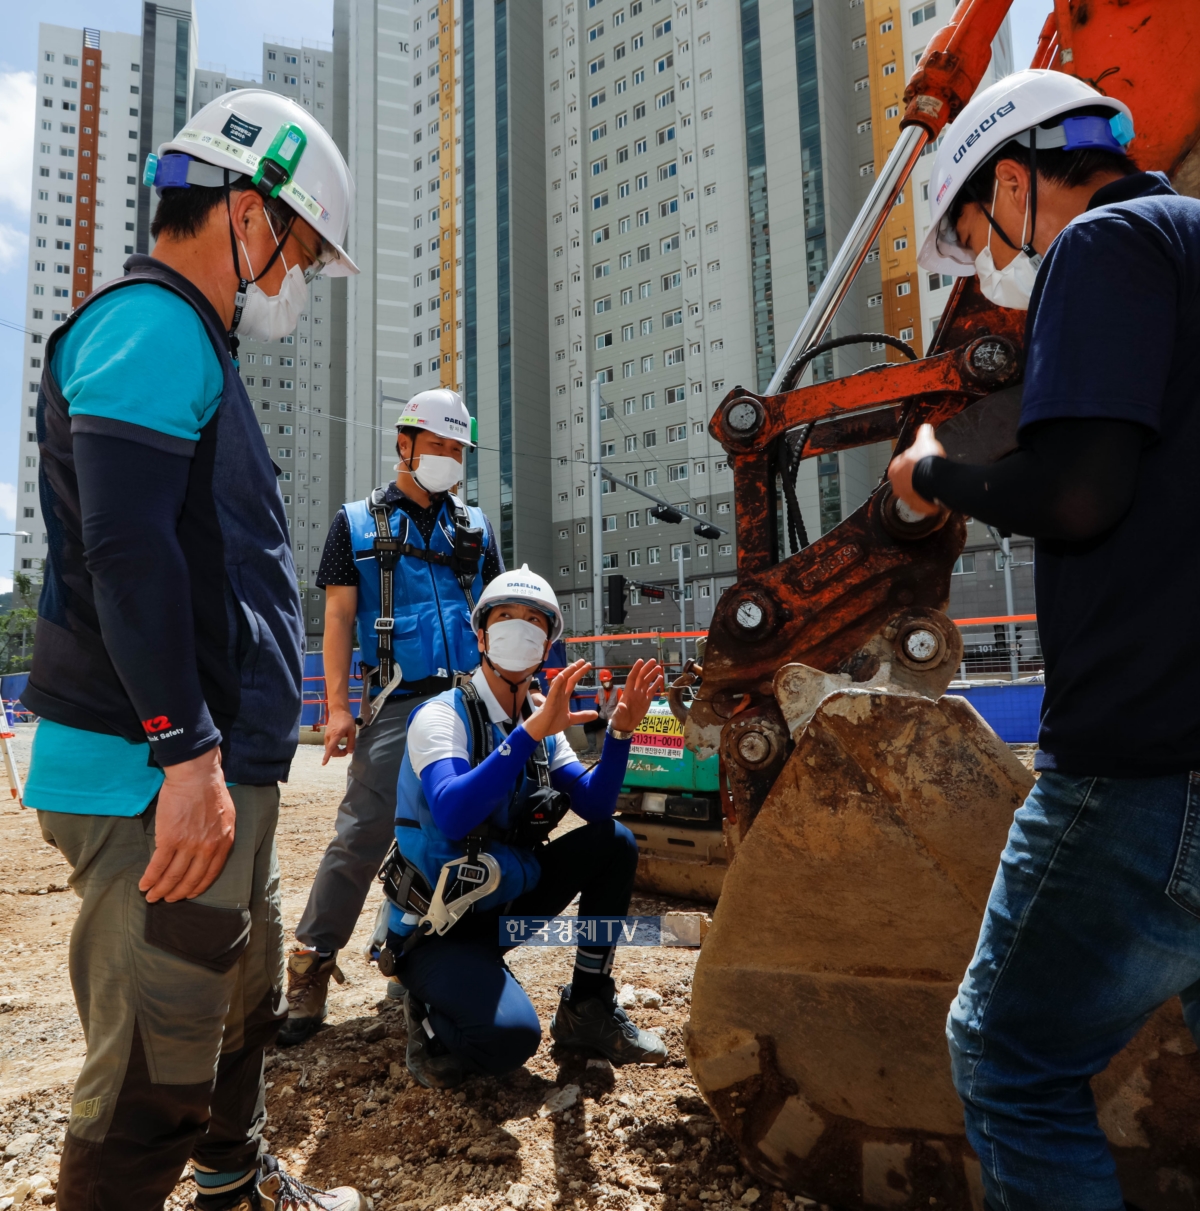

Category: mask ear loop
[971, 176, 1023, 255]
[226, 190, 298, 358]
[395, 431, 421, 478]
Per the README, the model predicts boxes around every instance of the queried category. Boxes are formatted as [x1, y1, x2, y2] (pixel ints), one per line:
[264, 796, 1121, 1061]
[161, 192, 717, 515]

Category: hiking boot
[277, 948, 344, 1048]
[404, 990, 464, 1089]
[550, 984, 668, 1066]
[195, 1155, 364, 1211]
[386, 974, 406, 1001]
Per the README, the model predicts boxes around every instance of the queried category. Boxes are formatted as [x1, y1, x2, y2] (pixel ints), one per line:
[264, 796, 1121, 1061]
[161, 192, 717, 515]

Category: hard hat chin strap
[483, 652, 546, 723]
[971, 126, 1040, 262]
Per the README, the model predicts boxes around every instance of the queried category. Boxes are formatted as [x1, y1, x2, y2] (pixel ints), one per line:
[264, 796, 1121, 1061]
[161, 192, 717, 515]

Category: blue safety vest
[390, 686, 563, 935]
[343, 493, 488, 688]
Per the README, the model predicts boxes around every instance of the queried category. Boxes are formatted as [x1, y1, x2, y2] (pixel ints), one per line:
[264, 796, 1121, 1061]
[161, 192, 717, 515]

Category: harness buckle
[374, 617, 395, 633]
[456, 862, 490, 887]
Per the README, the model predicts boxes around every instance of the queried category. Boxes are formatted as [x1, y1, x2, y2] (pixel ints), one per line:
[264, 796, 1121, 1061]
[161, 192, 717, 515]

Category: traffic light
[650, 504, 685, 524]
[694, 522, 721, 540]
[607, 574, 627, 625]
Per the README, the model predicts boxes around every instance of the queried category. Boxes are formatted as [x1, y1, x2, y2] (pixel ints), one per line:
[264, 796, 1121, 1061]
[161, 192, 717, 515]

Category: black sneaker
[404, 991, 465, 1089]
[549, 984, 668, 1066]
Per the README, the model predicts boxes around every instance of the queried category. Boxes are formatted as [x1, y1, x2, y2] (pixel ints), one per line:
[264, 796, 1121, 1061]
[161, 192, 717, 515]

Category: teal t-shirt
[24, 283, 224, 817]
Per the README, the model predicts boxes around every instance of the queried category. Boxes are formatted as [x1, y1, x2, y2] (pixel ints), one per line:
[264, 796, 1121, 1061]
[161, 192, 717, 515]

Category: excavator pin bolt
[737, 731, 771, 764]
[903, 628, 940, 662]
[964, 336, 1020, 387]
[723, 398, 763, 436]
[734, 600, 765, 631]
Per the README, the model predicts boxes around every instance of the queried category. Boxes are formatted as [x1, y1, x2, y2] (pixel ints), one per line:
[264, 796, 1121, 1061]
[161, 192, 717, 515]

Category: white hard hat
[396, 388, 477, 449]
[149, 90, 359, 276]
[471, 565, 564, 643]
[918, 69, 1134, 276]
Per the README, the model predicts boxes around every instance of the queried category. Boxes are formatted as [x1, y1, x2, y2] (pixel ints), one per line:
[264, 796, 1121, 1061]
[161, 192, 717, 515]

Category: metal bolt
[966, 337, 1016, 383]
[737, 731, 770, 764]
[735, 600, 764, 631]
[725, 401, 760, 433]
[903, 628, 939, 662]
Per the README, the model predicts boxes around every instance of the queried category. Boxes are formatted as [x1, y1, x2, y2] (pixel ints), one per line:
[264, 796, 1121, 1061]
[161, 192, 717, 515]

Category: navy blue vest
[25, 257, 304, 784]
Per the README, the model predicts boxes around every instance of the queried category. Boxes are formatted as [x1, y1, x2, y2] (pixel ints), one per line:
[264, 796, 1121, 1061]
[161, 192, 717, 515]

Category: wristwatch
[607, 725, 634, 741]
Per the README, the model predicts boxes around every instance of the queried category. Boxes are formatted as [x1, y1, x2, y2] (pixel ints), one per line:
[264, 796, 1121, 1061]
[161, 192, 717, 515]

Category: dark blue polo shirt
[1021, 172, 1200, 776]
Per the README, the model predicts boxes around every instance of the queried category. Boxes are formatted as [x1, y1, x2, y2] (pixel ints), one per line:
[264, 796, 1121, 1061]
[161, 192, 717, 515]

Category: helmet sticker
[936, 176, 952, 205]
[222, 113, 263, 147]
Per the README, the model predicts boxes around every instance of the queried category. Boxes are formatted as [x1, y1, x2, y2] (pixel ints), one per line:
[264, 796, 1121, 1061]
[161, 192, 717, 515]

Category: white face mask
[486, 619, 548, 673]
[974, 181, 1041, 311]
[237, 216, 310, 340]
[412, 453, 463, 495]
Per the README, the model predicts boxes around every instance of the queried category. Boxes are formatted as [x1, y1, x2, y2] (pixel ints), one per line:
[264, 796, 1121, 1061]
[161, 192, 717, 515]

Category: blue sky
[0, 0, 1050, 589]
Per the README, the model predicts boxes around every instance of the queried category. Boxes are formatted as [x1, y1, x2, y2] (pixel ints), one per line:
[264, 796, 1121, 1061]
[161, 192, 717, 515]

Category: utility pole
[676, 544, 687, 670]
[988, 526, 1021, 681]
[589, 375, 604, 672]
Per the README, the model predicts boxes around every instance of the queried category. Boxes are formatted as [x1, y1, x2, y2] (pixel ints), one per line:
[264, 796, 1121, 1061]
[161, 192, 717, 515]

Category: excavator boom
[680, 2, 1200, 1207]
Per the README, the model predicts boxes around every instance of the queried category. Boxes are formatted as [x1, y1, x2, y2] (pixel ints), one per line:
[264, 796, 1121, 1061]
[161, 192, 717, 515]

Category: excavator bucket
[672, 0, 1200, 1205]
[686, 644, 1200, 1206]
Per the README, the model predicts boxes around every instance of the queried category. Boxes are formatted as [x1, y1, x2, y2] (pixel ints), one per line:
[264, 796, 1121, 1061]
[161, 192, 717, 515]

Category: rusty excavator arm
[678, 1, 1200, 1207]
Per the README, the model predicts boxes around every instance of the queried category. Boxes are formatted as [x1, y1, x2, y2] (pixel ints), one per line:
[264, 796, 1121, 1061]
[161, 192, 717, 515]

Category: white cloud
[0, 71, 36, 215]
[0, 579, 12, 595]
[0, 221, 26, 272]
[0, 482, 16, 526]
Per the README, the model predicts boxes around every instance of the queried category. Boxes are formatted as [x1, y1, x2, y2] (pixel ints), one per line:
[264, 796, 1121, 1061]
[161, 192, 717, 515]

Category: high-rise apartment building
[135, 2, 198, 253]
[192, 43, 346, 643]
[17, 18, 179, 579]
[335, 0, 422, 506]
[541, 0, 887, 655]
[335, 0, 552, 572]
[865, 0, 1013, 356]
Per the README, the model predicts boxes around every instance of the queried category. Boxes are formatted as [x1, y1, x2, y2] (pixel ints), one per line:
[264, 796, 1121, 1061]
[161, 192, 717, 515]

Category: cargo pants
[295, 692, 435, 954]
[39, 785, 285, 1211]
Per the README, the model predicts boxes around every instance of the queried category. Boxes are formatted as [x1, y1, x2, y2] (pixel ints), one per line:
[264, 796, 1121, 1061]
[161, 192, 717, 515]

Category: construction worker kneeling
[380, 568, 668, 1087]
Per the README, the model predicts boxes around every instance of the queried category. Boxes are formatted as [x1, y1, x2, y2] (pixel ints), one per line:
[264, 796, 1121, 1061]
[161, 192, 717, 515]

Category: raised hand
[610, 659, 665, 733]
[524, 659, 598, 741]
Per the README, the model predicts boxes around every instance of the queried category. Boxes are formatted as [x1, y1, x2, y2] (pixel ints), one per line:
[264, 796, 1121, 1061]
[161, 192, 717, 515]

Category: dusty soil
[0, 726, 815, 1211]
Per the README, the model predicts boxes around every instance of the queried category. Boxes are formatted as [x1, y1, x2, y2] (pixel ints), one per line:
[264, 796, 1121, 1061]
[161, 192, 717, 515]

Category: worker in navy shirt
[890, 71, 1200, 1210]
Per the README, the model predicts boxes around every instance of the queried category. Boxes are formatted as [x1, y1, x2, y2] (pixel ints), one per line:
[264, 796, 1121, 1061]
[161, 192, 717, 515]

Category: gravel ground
[0, 726, 824, 1211]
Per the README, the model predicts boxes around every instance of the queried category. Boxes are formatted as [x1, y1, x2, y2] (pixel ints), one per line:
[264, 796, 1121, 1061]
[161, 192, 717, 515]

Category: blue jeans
[948, 770, 1200, 1210]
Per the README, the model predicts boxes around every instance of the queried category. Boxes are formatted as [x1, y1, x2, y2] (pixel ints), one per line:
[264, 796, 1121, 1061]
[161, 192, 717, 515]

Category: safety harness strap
[367, 487, 401, 688]
[457, 681, 555, 851]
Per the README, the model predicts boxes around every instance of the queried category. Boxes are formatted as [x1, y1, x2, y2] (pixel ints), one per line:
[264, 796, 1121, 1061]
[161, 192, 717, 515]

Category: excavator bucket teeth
[684, 688, 1200, 1209]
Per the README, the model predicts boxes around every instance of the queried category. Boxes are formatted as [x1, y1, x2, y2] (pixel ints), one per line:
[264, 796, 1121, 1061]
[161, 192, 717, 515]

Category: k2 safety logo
[142, 716, 185, 741]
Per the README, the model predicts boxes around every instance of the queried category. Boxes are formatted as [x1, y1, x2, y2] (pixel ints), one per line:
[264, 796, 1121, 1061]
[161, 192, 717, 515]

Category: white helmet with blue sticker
[918, 69, 1135, 276]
